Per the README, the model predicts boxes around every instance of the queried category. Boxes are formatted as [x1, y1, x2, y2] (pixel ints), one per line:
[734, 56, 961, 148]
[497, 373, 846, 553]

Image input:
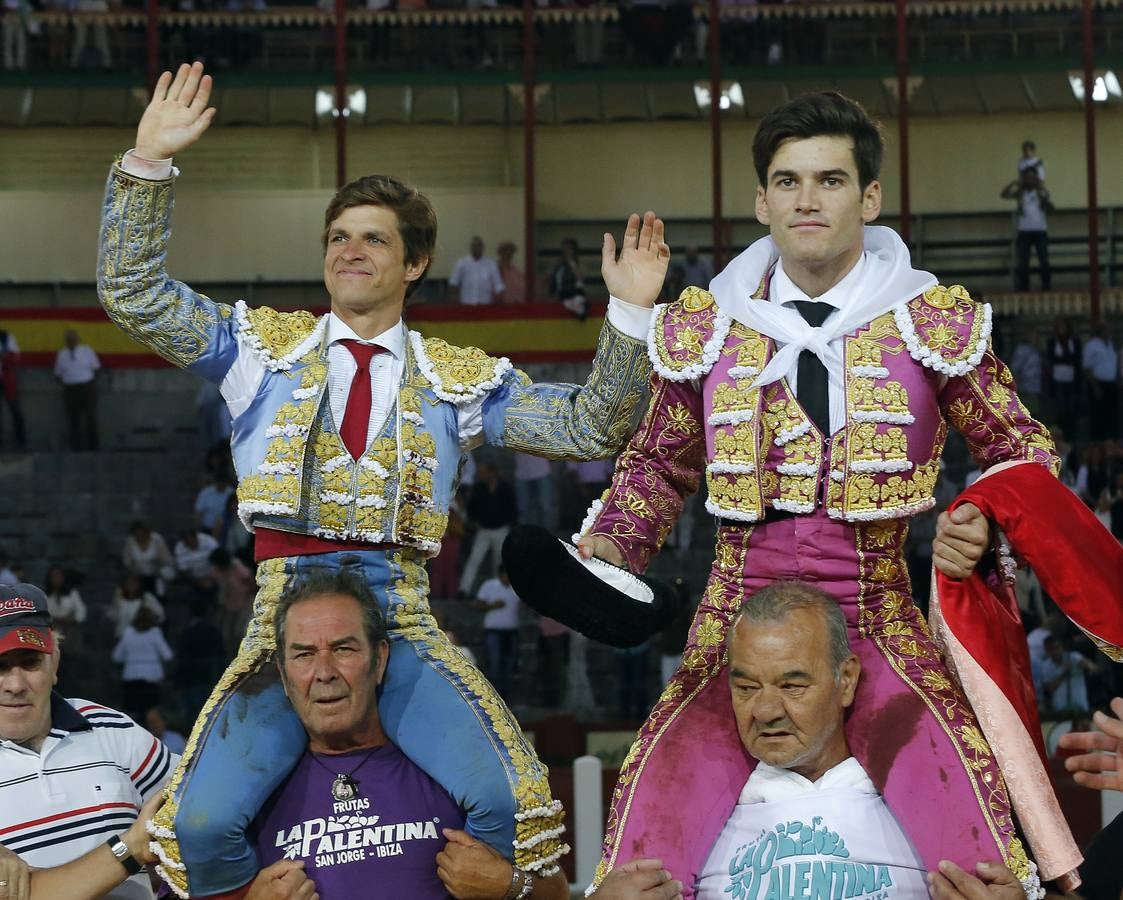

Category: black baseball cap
[0, 584, 55, 655]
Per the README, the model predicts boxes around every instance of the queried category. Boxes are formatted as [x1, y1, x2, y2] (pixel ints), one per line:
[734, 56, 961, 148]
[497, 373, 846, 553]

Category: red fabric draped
[936, 463, 1123, 770]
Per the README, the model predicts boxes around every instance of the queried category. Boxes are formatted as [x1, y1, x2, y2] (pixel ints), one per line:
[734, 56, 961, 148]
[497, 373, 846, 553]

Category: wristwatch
[504, 866, 534, 900]
[105, 836, 142, 875]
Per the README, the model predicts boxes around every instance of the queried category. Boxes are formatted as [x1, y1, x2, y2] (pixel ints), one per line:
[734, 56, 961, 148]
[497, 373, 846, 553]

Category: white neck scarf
[708, 226, 937, 391]
[740, 756, 874, 805]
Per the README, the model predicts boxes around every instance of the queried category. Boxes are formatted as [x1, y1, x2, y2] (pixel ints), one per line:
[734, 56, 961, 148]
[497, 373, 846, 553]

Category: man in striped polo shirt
[0, 583, 177, 899]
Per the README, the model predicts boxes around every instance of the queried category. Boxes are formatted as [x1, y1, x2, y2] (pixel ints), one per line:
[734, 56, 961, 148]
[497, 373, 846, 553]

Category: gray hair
[729, 580, 852, 679]
[275, 570, 387, 661]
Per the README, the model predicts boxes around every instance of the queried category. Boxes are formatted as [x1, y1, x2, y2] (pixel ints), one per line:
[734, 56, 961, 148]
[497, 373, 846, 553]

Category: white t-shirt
[1017, 189, 1047, 232]
[697, 758, 927, 900]
[54, 345, 101, 385]
[449, 255, 505, 305]
[478, 577, 520, 630]
[1083, 337, 1118, 383]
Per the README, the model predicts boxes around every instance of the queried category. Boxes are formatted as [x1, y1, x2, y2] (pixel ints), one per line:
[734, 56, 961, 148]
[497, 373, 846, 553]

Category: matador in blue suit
[99, 64, 671, 898]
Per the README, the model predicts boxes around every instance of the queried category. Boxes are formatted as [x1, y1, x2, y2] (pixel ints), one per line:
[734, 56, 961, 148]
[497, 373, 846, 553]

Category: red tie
[339, 340, 384, 460]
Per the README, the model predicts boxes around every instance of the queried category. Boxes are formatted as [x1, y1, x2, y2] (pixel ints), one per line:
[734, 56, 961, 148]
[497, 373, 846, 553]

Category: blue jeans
[483, 628, 518, 700]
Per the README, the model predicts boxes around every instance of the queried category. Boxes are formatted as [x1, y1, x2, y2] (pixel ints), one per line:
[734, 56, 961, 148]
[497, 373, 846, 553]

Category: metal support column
[895, 0, 911, 247]
[708, 0, 724, 269]
[145, 0, 159, 95]
[522, 0, 537, 302]
[1082, 0, 1101, 319]
[334, 0, 348, 188]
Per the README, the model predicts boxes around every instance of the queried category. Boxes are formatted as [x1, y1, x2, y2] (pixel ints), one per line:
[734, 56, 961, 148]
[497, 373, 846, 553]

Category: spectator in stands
[458, 461, 518, 596]
[0, 583, 174, 900]
[43, 565, 86, 648]
[1007, 334, 1043, 418]
[1045, 317, 1081, 438]
[536, 614, 569, 708]
[615, 641, 651, 721]
[195, 381, 232, 450]
[110, 572, 165, 639]
[175, 598, 225, 728]
[209, 547, 254, 653]
[1033, 633, 1099, 717]
[1083, 320, 1119, 441]
[221, 493, 254, 564]
[573, 0, 605, 65]
[194, 472, 234, 537]
[496, 240, 527, 303]
[514, 452, 556, 531]
[0, 328, 27, 449]
[475, 564, 521, 700]
[549, 237, 588, 320]
[1018, 139, 1045, 182]
[0, 549, 18, 586]
[566, 457, 613, 512]
[53, 329, 101, 451]
[1076, 443, 1111, 507]
[112, 605, 173, 723]
[145, 705, 186, 755]
[174, 528, 219, 595]
[680, 244, 713, 290]
[448, 235, 505, 305]
[1001, 166, 1052, 292]
[619, 0, 692, 66]
[2, 0, 28, 71]
[70, 0, 111, 69]
[657, 576, 693, 685]
[122, 519, 175, 597]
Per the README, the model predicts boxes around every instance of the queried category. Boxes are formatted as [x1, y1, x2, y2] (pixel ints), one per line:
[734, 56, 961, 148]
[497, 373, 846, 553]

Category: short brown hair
[752, 92, 883, 191]
[321, 175, 438, 298]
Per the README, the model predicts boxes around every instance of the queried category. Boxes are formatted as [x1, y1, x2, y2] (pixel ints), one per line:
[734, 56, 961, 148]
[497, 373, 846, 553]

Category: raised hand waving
[135, 62, 217, 160]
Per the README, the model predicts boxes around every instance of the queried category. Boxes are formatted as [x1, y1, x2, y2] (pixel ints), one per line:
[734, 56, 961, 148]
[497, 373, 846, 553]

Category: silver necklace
[311, 746, 380, 802]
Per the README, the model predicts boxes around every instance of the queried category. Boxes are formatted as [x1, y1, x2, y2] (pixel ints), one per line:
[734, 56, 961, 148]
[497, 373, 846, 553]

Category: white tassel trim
[513, 825, 568, 851]
[1019, 861, 1044, 900]
[777, 462, 818, 476]
[646, 304, 731, 382]
[849, 365, 890, 379]
[322, 453, 353, 473]
[402, 411, 425, 426]
[409, 330, 510, 404]
[155, 867, 190, 899]
[772, 499, 815, 513]
[149, 840, 185, 871]
[515, 800, 564, 822]
[403, 450, 438, 471]
[235, 299, 327, 373]
[775, 422, 812, 446]
[849, 458, 914, 474]
[291, 386, 321, 401]
[707, 461, 757, 475]
[827, 496, 936, 522]
[239, 500, 297, 516]
[146, 821, 176, 840]
[830, 469, 844, 481]
[522, 844, 569, 875]
[705, 498, 759, 522]
[265, 423, 311, 439]
[356, 495, 388, 509]
[257, 461, 299, 476]
[893, 300, 991, 378]
[852, 409, 916, 425]
[320, 491, 354, 505]
[571, 498, 605, 543]
[728, 364, 760, 380]
[409, 537, 442, 555]
[707, 409, 754, 427]
[314, 527, 387, 543]
[359, 457, 391, 477]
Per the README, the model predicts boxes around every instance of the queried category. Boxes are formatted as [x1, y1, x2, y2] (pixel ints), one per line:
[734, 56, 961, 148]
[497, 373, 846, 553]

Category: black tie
[792, 300, 831, 438]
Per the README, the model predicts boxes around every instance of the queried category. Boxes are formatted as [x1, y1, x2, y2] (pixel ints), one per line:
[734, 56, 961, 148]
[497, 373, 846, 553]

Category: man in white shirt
[0, 583, 176, 900]
[173, 529, 219, 587]
[1082, 321, 1118, 440]
[594, 582, 1019, 900]
[448, 236, 505, 305]
[1000, 168, 1051, 292]
[475, 565, 521, 700]
[53, 329, 101, 451]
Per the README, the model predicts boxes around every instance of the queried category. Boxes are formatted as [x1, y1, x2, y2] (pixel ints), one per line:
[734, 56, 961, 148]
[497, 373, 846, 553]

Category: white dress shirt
[768, 254, 867, 435]
[450, 255, 506, 305]
[54, 345, 101, 385]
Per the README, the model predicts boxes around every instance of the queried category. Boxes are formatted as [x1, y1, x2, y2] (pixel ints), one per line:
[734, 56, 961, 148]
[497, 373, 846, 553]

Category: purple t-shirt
[253, 743, 465, 899]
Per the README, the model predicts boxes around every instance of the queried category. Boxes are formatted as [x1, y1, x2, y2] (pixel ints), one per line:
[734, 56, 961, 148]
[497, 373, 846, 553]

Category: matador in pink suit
[576, 93, 1077, 898]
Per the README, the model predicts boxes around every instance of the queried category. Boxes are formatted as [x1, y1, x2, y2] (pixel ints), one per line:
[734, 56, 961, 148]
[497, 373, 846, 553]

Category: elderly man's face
[0, 647, 58, 750]
[278, 593, 388, 754]
[728, 607, 859, 782]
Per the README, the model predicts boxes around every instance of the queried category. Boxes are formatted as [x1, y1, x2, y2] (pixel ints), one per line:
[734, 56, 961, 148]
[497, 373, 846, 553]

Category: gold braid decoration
[243, 306, 320, 361]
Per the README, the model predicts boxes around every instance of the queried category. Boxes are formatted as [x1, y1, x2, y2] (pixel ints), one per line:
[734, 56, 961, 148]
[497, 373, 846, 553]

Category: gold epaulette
[649, 287, 730, 382]
[236, 301, 326, 372]
[896, 284, 991, 377]
[411, 332, 512, 404]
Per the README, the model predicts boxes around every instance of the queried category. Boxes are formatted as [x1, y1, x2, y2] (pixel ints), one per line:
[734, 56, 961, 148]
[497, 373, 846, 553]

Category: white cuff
[606, 296, 655, 341]
[121, 149, 177, 181]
